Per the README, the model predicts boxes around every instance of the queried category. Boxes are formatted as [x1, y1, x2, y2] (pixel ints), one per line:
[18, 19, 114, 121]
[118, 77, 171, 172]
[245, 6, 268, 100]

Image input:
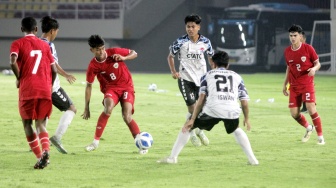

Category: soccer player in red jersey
[81, 35, 147, 154]
[282, 24, 325, 145]
[10, 17, 57, 169]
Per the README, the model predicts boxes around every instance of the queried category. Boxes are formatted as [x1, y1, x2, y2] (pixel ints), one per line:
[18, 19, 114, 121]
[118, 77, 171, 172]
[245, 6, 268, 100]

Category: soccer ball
[135, 132, 153, 150]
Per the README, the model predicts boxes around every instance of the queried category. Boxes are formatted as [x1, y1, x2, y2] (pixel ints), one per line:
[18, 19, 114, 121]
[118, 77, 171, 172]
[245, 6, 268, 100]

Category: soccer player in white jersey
[158, 51, 259, 165]
[40, 16, 77, 154]
[167, 14, 214, 147]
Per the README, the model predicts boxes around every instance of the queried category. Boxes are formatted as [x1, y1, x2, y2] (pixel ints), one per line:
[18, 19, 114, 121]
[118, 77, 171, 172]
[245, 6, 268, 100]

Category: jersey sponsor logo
[301, 56, 306, 62]
[187, 53, 202, 60]
[113, 63, 119, 69]
[100, 71, 106, 74]
[289, 60, 293, 62]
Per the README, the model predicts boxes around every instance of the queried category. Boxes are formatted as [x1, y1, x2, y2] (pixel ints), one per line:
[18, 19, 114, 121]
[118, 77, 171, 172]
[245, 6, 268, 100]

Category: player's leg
[85, 95, 115, 152]
[34, 99, 52, 169]
[289, 89, 313, 142]
[120, 90, 140, 138]
[50, 87, 76, 154]
[306, 102, 325, 145]
[19, 100, 43, 159]
[157, 114, 215, 164]
[225, 119, 259, 165]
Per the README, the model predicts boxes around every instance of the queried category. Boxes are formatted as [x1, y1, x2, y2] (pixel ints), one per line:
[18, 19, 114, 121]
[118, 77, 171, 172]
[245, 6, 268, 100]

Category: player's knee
[69, 105, 77, 114]
[122, 113, 132, 124]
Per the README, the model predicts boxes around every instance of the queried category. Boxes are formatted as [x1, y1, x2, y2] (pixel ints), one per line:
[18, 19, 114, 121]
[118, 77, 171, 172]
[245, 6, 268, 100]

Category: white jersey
[199, 68, 249, 119]
[41, 38, 60, 92]
[169, 34, 214, 86]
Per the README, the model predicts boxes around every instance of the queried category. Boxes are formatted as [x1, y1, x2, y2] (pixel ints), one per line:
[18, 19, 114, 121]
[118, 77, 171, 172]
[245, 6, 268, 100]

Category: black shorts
[192, 113, 239, 134]
[52, 87, 73, 111]
[178, 78, 199, 106]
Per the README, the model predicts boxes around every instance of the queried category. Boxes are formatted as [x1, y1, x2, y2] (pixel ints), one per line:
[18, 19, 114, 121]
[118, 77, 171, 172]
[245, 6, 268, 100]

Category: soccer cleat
[85, 143, 98, 152]
[196, 129, 209, 146]
[190, 134, 201, 147]
[138, 149, 148, 155]
[49, 136, 68, 154]
[248, 159, 259, 166]
[157, 156, 177, 164]
[302, 125, 314, 142]
[300, 108, 308, 113]
[34, 150, 50, 169]
[317, 138, 325, 145]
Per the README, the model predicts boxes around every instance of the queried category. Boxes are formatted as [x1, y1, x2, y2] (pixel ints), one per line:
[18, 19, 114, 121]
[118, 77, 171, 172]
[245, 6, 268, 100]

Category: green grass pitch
[0, 72, 336, 188]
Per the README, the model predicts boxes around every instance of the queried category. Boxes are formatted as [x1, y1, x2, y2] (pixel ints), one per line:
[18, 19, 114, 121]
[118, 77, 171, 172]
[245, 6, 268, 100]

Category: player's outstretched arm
[55, 63, 76, 84]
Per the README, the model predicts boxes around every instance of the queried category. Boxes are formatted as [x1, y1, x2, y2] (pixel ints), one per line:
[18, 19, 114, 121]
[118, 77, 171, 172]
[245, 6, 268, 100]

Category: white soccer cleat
[317, 138, 325, 145]
[139, 149, 148, 155]
[302, 125, 314, 142]
[157, 156, 177, 164]
[85, 143, 98, 152]
[190, 129, 201, 147]
[196, 129, 209, 146]
[248, 159, 259, 166]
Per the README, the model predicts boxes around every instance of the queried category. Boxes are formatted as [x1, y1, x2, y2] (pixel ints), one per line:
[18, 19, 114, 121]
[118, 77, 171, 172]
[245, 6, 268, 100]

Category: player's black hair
[184, 14, 201, 24]
[21, 17, 37, 32]
[212, 51, 229, 68]
[88, 35, 105, 48]
[41, 16, 59, 33]
[288, 24, 303, 34]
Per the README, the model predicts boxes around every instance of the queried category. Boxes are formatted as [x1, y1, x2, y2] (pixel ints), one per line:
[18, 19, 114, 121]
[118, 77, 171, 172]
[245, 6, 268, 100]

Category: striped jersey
[169, 34, 214, 86]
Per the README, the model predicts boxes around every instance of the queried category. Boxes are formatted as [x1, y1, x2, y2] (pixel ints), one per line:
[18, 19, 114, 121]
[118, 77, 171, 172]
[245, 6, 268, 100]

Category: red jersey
[86, 48, 134, 93]
[10, 35, 55, 100]
[284, 43, 318, 87]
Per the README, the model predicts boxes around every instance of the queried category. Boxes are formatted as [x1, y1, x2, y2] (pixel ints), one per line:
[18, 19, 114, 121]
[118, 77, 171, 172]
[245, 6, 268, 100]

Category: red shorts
[103, 88, 135, 114]
[289, 84, 315, 108]
[19, 99, 52, 120]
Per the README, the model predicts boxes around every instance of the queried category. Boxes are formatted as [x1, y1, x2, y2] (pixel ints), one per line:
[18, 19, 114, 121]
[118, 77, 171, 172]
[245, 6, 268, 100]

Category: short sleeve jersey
[284, 43, 318, 87]
[10, 34, 55, 101]
[86, 48, 134, 93]
[41, 38, 61, 92]
[169, 34, 214, 86]
[199, 68, 249, 119]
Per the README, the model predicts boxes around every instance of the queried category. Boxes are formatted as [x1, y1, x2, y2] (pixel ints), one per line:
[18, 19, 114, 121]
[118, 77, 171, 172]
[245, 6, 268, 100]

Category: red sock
[27, 133, 42, 159]
[311, 112, 323, 136]
[39, 132, 50, 152]
[94, 112, 110, 140]
[294, 114, 309, 128]
[127, 119, 140, 138]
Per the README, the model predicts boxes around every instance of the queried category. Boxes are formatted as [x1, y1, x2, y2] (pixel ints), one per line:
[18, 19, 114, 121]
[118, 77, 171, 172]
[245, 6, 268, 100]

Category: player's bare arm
[112, 50, 137, 61]
[241, 100, 251, 131]
[10, 54, 20, 88]
[307, 60, 321, 77]
[167, 53, 179, 79]
[55, 63, 76, 84]
[283, 66, 290, 96]
[81, 83, 92, 120]
[182, 94, 206, 133]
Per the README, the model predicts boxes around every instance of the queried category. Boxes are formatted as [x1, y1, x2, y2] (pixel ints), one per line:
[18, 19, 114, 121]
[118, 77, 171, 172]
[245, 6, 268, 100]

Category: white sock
[170, 130, 190, 158]
[233, 128, 258, 165]
[54, 110, 75, 140]
[93, 139, 99, 146]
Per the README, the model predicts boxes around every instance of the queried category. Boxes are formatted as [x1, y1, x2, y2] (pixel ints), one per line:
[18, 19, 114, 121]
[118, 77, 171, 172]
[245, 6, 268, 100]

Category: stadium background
[0, 0, 334, 73]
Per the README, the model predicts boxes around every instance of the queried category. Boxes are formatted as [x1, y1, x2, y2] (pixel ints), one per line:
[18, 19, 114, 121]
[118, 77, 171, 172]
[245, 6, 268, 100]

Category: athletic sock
[27, 133, 42, 159]
[38, 131, 50, 152]
[170, 130, 190, 158]
[294, 114, 309, 128]
[311, 112, 323, 136]
[233, 128, 258, 165]
[54, 110, 75, 140]
[94, 112, 110, 140]
[127, 119, 140, 138]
